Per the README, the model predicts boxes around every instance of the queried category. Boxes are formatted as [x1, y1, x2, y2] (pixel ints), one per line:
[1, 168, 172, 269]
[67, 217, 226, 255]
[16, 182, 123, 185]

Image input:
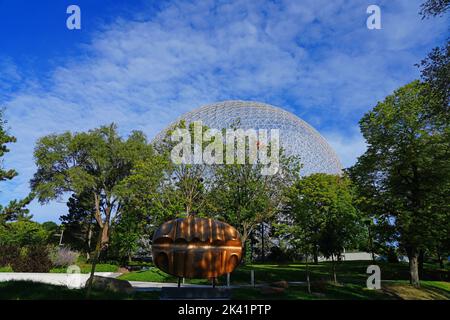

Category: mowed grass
[49, 263, 119, 273]
[0, 263, 120, 274]
[118, 261, 449, 285]
[1, 279, 448, 300]
[231, 281, 450, 300]
[116, 261, 449, 300]
[1, 262, 448, 300]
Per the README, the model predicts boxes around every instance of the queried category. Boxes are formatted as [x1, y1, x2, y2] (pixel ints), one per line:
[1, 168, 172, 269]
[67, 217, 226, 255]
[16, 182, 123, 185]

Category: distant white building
[318, 251, 377, 262]
[318, 251, 410, 263]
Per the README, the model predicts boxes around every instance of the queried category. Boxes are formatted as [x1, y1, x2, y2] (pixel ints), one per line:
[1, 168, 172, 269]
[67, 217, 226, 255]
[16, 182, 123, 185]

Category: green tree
[110, 213, 142, 263]
[60, 192, 99, 259]
[31, 124, 157, 293]
[113, 153, 170, 261]
[209, 145, 300, 260]
[0, 220, 50, 246]
[154, 120, 212, 218]
[0, 109, 33, 222]
[420, 0, 450, 18]
[283, 173, 360, 283]
[348, 81, 450, 287]
[0, 109, 17, 183]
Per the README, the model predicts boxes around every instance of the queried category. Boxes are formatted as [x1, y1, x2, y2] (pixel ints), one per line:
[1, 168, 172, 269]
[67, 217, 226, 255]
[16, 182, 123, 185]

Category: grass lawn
[232, 281, 450, 300]
[116, 261, 449, 300]
[49, 263, 120, 273]
[1, 261, 448, 300]
[118, 261, 449, 285]
[0, 280, 160, 300]
[0, 279, 448, 300]
[0, 263, 120, 273]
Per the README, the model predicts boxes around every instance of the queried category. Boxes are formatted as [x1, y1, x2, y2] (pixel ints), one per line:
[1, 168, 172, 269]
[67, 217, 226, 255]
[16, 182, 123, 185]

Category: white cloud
[323, 129, 368, 169]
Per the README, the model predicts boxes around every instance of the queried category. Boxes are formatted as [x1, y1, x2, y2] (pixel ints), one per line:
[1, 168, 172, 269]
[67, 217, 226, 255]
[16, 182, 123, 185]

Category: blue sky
[0, 0, 448, 223]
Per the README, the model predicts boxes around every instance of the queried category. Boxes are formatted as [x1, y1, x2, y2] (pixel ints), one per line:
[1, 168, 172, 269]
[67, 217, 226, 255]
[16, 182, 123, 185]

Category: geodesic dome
[153, 100, 342, 176]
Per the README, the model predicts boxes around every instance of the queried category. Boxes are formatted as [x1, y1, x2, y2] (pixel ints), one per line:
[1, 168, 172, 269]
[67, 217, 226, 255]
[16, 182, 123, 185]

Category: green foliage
[154, 120, 212, 218]
[9, 245, 53, 273]
[348, 80, 450, 285]
[49, 263, 119, 273]
[283, 174, 362, 261]
[0, 110, 33, 223]
[417, 40, 449, 121]
[420, 0, 450, 18]
[0, 220, 51, 246]
[59, 191, 98, 255]
[0, 109, 17, 183]
[0, 245, 19, 267]
[31, 123, 159, 255]
[110, 213, 141, 262]
[209, 145, 301, 248]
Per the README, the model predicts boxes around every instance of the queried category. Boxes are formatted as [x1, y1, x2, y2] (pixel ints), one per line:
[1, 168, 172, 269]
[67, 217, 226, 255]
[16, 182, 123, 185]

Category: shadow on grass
[0, 281, 160, 300]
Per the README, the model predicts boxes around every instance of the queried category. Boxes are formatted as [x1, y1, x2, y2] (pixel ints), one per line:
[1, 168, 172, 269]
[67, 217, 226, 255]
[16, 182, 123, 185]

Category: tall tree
[31, 124, 157, 291]
[348, 81, 450, 287]
[154, 120, 211, 218]
[113, 151, 170, 260]
[418, 1, 449, 121]
[283, 173, 360, 283]
[210, 145, 300, 258]
[420, 0, 450, 18]
[0, 109, 17, 183]
[60, 192, 99, 259]
[0, 109, 33, 222]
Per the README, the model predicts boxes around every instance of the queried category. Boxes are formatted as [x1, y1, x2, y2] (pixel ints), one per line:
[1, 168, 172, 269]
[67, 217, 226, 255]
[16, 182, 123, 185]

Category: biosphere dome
[153, 101, 342, 176]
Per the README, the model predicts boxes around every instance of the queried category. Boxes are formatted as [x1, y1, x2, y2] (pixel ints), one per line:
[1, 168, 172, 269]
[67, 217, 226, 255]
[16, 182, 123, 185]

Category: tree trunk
[368, 225, 375, 262]
[313, 248, 318, 264]
[86, 226, 92, 261]
[437, 250, 444, 268]
[418, 250, 424, 279]
[260, 223, 265, 263]
[408, 250, 420, 287]
[101, 223, 109, 249]
[306, 255, 311, 294]
[331, 255, 337, 284]
[85, 227, 103, 298]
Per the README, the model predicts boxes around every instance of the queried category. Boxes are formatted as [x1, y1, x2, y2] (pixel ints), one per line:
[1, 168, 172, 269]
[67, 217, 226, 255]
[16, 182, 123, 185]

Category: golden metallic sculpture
[152, 216, 242, 279]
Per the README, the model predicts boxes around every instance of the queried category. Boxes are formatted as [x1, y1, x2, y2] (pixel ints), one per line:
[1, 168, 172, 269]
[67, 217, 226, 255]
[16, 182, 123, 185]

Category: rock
[271, 281, 289, 288]
[260, 286, 285, 295]
[90, 276, 134, 294]
[118, 267, 130, 274]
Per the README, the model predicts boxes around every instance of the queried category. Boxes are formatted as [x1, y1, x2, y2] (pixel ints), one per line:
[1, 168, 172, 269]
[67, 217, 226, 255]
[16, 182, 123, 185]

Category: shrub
[0, 245, 20, 267]
[48, 246, 79, 267]
[11, 246, 52, 273]
[0, 221, 50, 246]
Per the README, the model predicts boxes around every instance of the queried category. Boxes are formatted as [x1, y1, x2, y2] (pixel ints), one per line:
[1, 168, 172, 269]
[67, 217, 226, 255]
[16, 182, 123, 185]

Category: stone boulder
[271, 280, 289, 288]
[260, 286, 285, 295]
[90, 276, 134, 294]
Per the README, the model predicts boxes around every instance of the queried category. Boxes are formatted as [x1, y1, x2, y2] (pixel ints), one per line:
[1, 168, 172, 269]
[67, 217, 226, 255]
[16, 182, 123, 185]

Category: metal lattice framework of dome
[153, 101, 342, 176]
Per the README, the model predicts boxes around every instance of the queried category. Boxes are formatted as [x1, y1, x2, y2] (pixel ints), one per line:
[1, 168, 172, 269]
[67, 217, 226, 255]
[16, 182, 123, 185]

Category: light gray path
[130, 281, 306, 291]
[0, 272, 121, 288]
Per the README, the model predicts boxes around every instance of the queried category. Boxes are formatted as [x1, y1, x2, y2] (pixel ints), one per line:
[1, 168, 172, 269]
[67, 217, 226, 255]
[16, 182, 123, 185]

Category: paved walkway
[130, 281, 306, 291]
[0, 272, 121, 289]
